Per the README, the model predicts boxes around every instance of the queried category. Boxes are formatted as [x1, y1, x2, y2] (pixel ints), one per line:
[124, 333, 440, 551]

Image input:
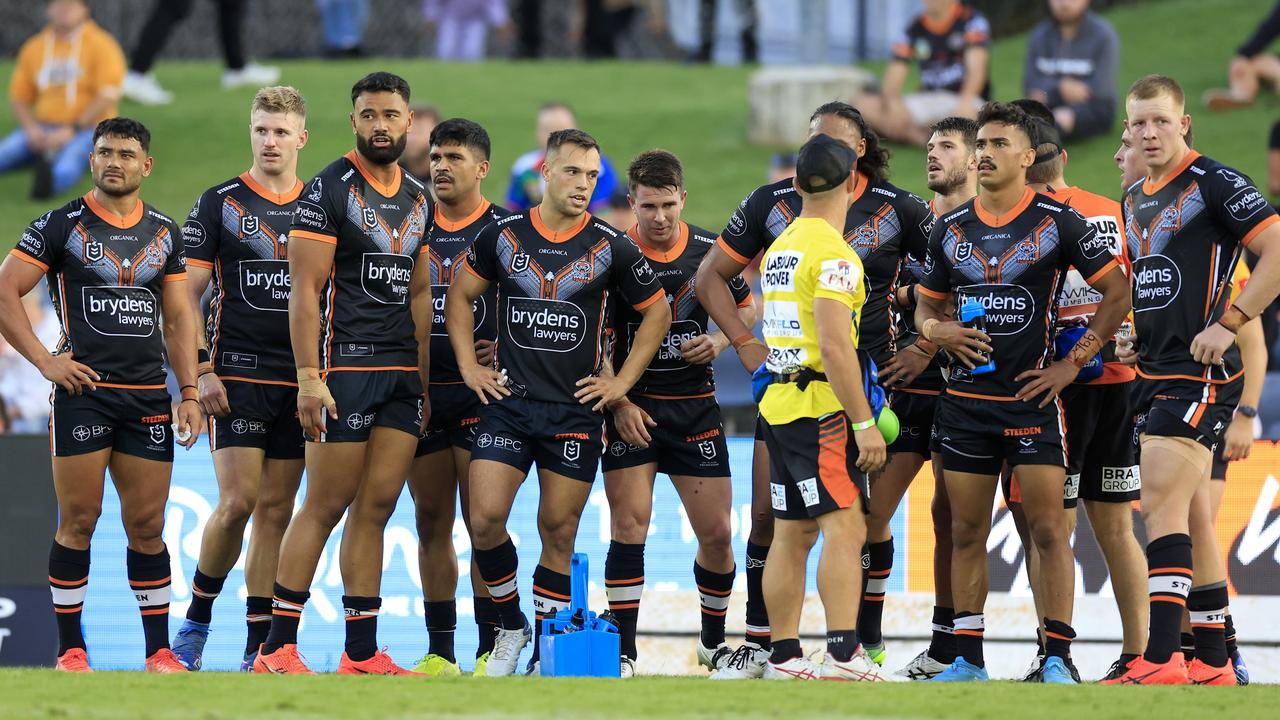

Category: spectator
[1268, 119, 1280, 198]
[3, 0, 124, 200]
[317, 0, 368, 58]
[1023, 0, 1119, 141]
[514, 0, 542, 59]
[1203, 1, 1280, 111]
[0, 289, 59, 434]
[400, 104, 441, 181]
[123, 0, 280, 105]
[693, 0, 756, 64]
[573, 0, 666, 59]
[505, 101, 618, 212]
[856, 0, 990, 146]
[768, 152, 797, 184]
[423, 0, 511, 61]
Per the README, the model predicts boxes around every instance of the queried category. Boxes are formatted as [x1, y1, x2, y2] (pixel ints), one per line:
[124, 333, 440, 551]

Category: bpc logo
[347, 413, 375, 430]
[476, 433, 494, 448]
[610, 441, 628, 457]
[231, 419, 249, 434]
[72, 425, 91, 442]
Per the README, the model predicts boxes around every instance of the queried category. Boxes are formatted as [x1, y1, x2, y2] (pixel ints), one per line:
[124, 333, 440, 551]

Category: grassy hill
[0, 0, 1274, 250]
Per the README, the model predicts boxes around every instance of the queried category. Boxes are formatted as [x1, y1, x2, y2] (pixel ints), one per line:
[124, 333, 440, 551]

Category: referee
[757, 134, 887, 681]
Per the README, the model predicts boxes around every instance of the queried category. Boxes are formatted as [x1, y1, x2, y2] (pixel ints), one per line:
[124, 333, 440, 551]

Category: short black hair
[429, 118, 492, 161]
[627, 149, 684, 192]
[546, 128, 600, 157]
[976, 102, 1038, 146]
[93, 117, 150, 153]
[350, 71, 410, 105]
[929, 116, 979, 149]
[1010, 98, 1055, 124]
[810, 101, 891, 183]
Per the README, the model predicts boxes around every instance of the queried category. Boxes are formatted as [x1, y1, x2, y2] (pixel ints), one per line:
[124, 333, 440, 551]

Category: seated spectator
[317, 0, 368, 58]
[400, 103, 441, 181]
[3, 0, 124, 200]
[768, 152, 797, 184]
[505, 101, 618, 212]
[1204, 1, 1280, 111]
[856, 0, 990, 146]
[1023, 0, 1119, 141]
[423, 0, 511, 61]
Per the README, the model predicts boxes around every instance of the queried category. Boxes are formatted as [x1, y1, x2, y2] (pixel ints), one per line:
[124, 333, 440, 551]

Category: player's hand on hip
[1015, 359, 1078, 408]
[198, 372, 231, 417]
[474, 339, 497, 368]
[736, 339, 769, 374]
[1115, 334, 1138, 365]
[611, 401, 656, 447]
[174, 399, 203, 449]
[882, 343, 932, 388]
[575, 373, 630, 412]
[928, 321, 991, 369]
[1190, 323, 1234, 366]
[37, 353, 98, 395]
[1223, 415, 1255, 461]
[680, 334, 724, 365]
[460, 364, 511, 405]
[854, 425, 887, 473]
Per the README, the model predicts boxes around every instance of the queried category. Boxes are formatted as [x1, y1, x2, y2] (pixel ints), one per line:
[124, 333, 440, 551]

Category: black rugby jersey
[919, 188, 1115, 400]
[464, 208, 665, 405]
[718, 174, 933, 365]
[613, 222, 751, 398]
[891, 3, 992, 97]
[1123, 151, 1278, 386]
[896, 228, 945, 394]
[185, 172, 302, 384]
[290, 150, 433, 371]
[12, 192, 186, 387]
[425, 199, 510, 384]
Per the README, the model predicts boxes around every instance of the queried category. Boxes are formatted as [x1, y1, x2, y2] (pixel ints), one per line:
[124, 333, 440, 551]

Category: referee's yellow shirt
[759, 217, 867, 425]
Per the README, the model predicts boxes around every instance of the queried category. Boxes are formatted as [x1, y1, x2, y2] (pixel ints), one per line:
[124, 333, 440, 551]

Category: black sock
[474, 595, 499, 657]
[1181, 632, 1196, 663]
[605, 541, 644, 660]
[127, 547, 173, 657]
[826, 629, 858, 663]
[744, 541, 770, 650]
[186, 568, 226, 625]
[245, 596, 272, 656]
[531, 565, 571, 664]
[49, 541, 89, 655]
[1224, 613, 1238, 657]
[857, 538, 893, 646]
[1043, 618, 1075, 660]
[769, 637, 802, 664]
[1119, 652, 1140, 666]
[262, 583, 309, 653]
[927, 605, 956, 663]
[1035, 627, 1046, 656]
[474, 539, 525, 630]
[343, 595, 381, 662]
[1143, 533, 1192, 664]
[693, 561, 734, 649]
[425, 600, 457, 663]
[1188, 582, 1229, 667]
[953, 612, 984, 668]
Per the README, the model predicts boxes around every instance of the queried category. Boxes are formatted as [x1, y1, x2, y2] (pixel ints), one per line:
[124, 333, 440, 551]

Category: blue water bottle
[959, 299, 996, 375]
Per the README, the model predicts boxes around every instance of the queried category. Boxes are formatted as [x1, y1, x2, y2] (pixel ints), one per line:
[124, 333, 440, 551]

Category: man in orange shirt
[3, 0, 125, 199]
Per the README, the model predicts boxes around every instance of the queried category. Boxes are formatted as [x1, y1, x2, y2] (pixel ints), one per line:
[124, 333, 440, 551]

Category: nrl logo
[85, 240, 104, 262]
[511, 252, 530, 274]
[362, 207, 378, 229]
[564, 440, 581, 462]
[954, 241, 972, 263]
[241, 215, 259, 235]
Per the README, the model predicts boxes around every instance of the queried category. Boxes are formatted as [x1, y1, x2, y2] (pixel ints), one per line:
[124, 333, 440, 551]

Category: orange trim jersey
[1123, 152, 1277, 385]
[614, 222, 751, 398]
[10, 20, 125, 125]
[289, 151, 433, 370]
[890, 4, 991, 96]
[184, 173, 303, 384]
[11, 194, 185, 387]
[463, 210, 663, 404]
[918, 188, 1115, 400]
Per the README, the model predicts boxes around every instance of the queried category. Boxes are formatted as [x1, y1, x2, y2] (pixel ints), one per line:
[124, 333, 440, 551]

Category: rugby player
[446, 129, 670, 676]
[891, 116, 978, 681]
[1105, 75, 1280, 685]
[407, 117, 510, 676]
[757, 133, 886, 681]
[253, 72, 434, 675]
[169, 86, 309, 672]
[916, 102, 1130, 683]
[0, 117, 201, 672]
[695, 102, 932, 678]
[601, 150, 755, 677]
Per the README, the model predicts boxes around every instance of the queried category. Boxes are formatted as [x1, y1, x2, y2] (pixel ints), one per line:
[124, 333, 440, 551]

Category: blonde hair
[1127, 74, 1185, 108]
[251, 86, 307, 120]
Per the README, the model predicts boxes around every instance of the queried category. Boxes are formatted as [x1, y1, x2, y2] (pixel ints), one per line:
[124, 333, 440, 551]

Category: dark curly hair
[810, 101, 891, 183]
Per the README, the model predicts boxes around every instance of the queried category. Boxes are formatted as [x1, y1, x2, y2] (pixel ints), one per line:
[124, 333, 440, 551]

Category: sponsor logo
[1035, 202, 1062, 214]
[1064, 473, 1081, 501]
[609, 441, 629, 457]
[818, 258, 859, 293]
[1101, 465, 1141, 493]
[506, 297, 586, 352]
[240, 259, 291, 311]
[361, 253, 414, 305]
[182, 222, 205, 248]
[1132, 255, 1181, 312]
[362, 207, 379, 229]
[1082, 216, 1120, 259]
[241, 215, 260, 235]
[85, 240, 104, 263]
[632, 257, 656, 285]
[83, 286, 158, 337]
[231, 419, 249, 434]
[538, 247, 568, 256]
[511, 252, 530, 274]
[761, 250, 802, 293]
[430, 285, 486, 336]
[798, 477, 820, 507]
[347, 412, 376, 430]
[642, 319, 702, 370]
[955, 284, 1035, 335]
[477, 433, 523, 453]
[295, 202, 327, 228]
[476, 433, 493, 448]
[954, 241, 972, 263]
[563, 440, 581, 462]
[1227, 187, 1267, 221]
[770, 482, 787, 511]
[762, 302, 803, 339]
[150, 424, 166, 444]
[1004, 426, 1041, 437]
[765, 346, 806, 373]
[727, 211, 746, 236]
[308, 178, 323, 202]
[338, 344, 372, 357]
[19, 230, 43, 254]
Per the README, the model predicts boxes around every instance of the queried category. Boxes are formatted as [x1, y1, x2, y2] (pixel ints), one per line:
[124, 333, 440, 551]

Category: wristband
[850, 417, 876, 431]
[914, 338, 938, 355]
[730, 332, 756, 350]
[197, 347, 210, 364]
[1218, 304, 1251, 333]
[1236, 405, 1258, 419]
[921, 318, 939, 342]
[179, 398, 199, 406]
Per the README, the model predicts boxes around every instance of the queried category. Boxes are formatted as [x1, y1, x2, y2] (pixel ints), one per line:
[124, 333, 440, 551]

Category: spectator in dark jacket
[1023, 0, 1119, 141]
[1204, 0, 1280, 111]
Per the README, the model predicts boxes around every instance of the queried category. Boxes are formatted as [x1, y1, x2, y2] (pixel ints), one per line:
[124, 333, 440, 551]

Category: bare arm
[684, 295, 758, 365]
[1195, 223, 1280, 364]
[184, 264, 230, 416]
[288, 236, 338, 436]
[1269, 149, 1280, 197]
[915, 291, 991, 368]
[0, 255, 97, 392]
[883, 61, 909, 99]
[695, 246, 765, 371]
[72, 89, 120, 133]
[162, 277, 203, 447]
[446, 268, 508, 404]
[814, 297, 885, 473]
[1223, 316, 1267, 461]
[576, 298, 672, 412]
[410, 256, 432, 391]
[959, 47, 989, 107]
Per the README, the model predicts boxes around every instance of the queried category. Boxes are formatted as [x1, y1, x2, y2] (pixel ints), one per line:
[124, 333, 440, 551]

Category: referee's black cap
[796, 134, 858, 194]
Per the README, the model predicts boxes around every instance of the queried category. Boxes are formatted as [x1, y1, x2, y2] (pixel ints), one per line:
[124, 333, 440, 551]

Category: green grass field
[0, 0, 1277, 252]
[2, 671, 1278, 719]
